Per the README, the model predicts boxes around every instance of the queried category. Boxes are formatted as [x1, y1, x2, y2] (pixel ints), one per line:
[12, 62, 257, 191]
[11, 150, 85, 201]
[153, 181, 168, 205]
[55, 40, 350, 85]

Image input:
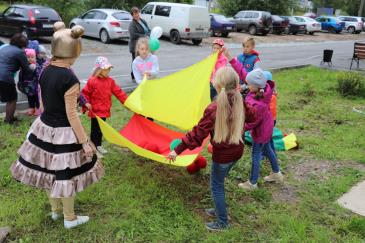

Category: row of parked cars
[0, 3, 363, 46]
[216, 10, 362, 37]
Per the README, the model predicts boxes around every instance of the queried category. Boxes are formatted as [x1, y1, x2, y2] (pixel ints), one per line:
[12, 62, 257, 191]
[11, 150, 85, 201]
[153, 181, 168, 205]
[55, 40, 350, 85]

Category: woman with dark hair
[0, 33, 35, 124]
[128, 7, 150, 81]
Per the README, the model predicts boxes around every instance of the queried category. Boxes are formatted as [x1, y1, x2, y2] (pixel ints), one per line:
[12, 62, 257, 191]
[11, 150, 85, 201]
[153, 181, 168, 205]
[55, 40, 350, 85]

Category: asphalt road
[0, 36, 359, 112]
[72, 38, 357, 89]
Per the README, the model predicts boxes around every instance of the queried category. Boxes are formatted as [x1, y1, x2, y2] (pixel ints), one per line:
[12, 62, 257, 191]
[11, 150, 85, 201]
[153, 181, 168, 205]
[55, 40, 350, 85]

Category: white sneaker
[238, 181, 258, 191]
[97, 146, 108, 154]
[264, 171, 284, 184]
[51, 212, 60, 221]
[64, 216, 90, 229]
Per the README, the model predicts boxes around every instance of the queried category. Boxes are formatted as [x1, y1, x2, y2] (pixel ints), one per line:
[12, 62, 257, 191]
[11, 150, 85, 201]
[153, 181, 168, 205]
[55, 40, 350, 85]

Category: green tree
[217, 0, 296, 17]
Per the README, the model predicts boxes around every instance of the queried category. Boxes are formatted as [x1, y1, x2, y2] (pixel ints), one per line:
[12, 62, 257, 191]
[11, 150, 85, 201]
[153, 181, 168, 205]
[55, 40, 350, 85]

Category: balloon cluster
[149, 26, 163, 52]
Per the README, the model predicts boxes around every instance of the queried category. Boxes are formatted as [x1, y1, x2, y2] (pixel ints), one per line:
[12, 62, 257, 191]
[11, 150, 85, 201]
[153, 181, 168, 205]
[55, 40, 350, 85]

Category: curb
[268, 64, 312, 72]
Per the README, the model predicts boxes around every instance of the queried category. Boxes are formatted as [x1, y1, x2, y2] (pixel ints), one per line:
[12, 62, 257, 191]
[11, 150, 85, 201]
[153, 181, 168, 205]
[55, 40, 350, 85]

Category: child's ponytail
[213, 67, 245, 145]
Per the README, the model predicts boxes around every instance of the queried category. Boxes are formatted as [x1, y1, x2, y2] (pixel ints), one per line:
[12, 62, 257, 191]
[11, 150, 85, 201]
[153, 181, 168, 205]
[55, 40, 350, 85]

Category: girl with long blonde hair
[168, 66, 254, 231]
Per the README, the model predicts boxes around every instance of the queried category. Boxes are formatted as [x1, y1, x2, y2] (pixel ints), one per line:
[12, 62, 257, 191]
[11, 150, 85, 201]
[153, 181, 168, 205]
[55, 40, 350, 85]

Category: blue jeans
[210, 161, 236, 225]
[250, 142, 280, 184]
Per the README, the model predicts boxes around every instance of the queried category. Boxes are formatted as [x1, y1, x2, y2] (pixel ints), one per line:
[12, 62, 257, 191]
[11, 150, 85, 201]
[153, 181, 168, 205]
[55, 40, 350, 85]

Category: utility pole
[359, 0, 365, 16]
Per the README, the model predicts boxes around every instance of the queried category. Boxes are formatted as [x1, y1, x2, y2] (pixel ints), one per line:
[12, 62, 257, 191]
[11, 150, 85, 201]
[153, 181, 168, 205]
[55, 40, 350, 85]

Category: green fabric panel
[244, 128, 286, 151]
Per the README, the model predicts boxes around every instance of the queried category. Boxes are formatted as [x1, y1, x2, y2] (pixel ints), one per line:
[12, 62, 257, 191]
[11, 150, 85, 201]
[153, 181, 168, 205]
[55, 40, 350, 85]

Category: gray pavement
[0, 36, 362, 112]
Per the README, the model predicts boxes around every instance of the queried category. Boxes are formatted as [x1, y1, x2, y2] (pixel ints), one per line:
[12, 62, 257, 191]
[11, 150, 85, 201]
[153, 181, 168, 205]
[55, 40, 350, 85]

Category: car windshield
[112, 12, 132, 20]
[304, 17, 315, 22]
[213, 15, 229, 21]
[295, 17, 305, 22]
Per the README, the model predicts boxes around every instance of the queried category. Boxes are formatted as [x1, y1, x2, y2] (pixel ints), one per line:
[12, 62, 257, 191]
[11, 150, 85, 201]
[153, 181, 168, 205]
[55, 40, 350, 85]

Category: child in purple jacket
[238, 69, 283, 190]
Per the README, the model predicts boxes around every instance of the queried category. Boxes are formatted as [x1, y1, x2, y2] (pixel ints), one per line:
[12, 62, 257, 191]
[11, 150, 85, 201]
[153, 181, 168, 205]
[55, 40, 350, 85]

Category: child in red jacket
[82, 57, 128, 156]
[168, 67, 255, 231]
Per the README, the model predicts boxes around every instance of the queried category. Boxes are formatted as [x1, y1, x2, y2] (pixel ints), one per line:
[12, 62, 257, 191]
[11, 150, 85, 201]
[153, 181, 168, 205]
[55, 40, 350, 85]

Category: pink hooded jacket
[210, 53, 228, 83]
[244, 80, 275, 144]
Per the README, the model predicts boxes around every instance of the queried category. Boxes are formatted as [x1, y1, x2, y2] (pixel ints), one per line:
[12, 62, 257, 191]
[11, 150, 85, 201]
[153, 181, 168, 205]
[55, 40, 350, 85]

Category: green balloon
[170, 139, 182, 151]
[149, 38, 160, 52]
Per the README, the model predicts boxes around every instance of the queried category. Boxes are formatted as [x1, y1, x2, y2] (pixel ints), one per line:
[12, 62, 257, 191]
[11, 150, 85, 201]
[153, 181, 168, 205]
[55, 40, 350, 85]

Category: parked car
[210, 13, 236, 37]
[294, 16, 321, 35]
[338, 16, 363, 34]
[231, 10, 272, 35]
[271, 15, 288, 34]
[0, 4, 61, 38]
[315, 16, 345, 34]
[141, 2, 210, 45]
[70, 9, 131, 43]
[280, 16, 306, 35]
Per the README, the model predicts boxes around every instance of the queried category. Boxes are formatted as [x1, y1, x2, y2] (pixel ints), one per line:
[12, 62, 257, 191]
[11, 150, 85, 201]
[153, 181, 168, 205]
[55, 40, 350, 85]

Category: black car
[281, 16, 306, 35]
[0, 4, 61, 38]
[271, 15, 289, 34]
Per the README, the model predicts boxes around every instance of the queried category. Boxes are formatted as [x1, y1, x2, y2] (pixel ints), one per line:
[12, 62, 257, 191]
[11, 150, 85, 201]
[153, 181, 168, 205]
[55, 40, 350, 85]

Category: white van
[141, 2, 210, 45]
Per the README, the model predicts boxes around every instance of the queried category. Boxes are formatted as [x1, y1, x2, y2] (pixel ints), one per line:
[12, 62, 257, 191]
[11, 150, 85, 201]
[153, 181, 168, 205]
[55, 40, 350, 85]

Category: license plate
[226, 27, 232, 30]
[43, 24, 53, 28]
[196, 28, 204, 31]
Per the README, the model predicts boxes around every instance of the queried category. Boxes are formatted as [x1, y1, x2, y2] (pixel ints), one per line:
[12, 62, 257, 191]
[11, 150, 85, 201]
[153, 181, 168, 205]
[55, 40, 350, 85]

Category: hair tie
[259, 88, 264, 93]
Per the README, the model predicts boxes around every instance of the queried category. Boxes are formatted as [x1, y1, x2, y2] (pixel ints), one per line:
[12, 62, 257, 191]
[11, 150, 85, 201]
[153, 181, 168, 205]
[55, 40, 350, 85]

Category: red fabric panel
[120, 114, 205, 155]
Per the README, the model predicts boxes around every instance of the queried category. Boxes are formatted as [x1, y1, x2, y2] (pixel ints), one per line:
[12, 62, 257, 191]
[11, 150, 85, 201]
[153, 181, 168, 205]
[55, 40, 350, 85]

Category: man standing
[128, 7, 150, 81]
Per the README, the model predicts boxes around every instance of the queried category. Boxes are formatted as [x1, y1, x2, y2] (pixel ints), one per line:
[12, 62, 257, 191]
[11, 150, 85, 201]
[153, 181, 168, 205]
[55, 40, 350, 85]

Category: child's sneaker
[97, 146, 108, 154]
[264, 171, 284, 184]
[205, 221, 229, 231]
[238, 181, 258, 191]
[64, 216, 89, 229]
[51, 212, 60, 221]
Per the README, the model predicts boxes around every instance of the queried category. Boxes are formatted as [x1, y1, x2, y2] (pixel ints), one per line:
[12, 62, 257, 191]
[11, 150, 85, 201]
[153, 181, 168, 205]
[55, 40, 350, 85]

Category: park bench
[350, 42, 365, 70]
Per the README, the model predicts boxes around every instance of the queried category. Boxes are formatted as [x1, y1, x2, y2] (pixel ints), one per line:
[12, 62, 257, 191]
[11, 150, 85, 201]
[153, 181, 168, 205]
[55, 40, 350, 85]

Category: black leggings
[27, 94, 39, 109]
[90, 117, 106, 147]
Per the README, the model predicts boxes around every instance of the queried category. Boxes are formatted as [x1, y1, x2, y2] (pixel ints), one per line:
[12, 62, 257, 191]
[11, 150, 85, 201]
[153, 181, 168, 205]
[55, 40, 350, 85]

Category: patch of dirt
[289, 159, 365, 182]
[203, 31, 365, 46]
[271, 184, 299, 204]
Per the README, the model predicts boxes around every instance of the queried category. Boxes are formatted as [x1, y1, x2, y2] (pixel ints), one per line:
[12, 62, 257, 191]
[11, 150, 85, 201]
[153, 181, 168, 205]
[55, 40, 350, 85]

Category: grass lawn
[0, 2, 8, 12]
[1, 66, 365, 242]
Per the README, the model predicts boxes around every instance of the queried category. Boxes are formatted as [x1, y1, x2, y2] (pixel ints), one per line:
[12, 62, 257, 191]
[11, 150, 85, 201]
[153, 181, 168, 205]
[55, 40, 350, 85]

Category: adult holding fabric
[0, 34, 35, 124]
[128, 7, 150, 81]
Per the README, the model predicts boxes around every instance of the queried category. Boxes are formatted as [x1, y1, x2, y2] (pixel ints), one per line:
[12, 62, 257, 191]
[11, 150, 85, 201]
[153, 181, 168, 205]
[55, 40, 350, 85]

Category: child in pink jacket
[210, 39, 227, 100]
[238, 69, 283, 191]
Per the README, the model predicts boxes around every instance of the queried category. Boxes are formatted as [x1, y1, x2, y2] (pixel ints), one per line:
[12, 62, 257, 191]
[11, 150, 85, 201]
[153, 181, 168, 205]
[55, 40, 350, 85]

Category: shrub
[336, 72, 365, 97]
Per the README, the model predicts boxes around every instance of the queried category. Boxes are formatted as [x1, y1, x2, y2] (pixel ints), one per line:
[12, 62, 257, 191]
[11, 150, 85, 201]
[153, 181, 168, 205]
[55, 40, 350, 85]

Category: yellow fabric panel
[96, 116, 199, 167]
[125, 53, 218, 130]
[283, 133, 298, 151]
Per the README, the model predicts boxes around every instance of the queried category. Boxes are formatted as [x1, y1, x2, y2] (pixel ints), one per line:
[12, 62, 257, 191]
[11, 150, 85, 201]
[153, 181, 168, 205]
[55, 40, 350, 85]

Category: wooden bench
[350, 42, 365, 70]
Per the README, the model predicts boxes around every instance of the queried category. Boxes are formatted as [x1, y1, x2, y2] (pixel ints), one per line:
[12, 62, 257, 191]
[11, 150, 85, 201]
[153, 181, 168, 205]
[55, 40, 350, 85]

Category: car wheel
[248, 25, 257, 35]
[328, 26, 336, 33]
[348, 26, 355, 34]
[335, 30, 342, 34]
[309, 31, 314, 35]
[100, 29, 111, 44]
[170, 30, 181, 44]
[210, 30, 215, 37]
[222, 32, 229, 38]
[236, 28, 242, 32]
[192, 38, 202, 45]
[284, 27, 290, 35]
[356, 31, 361, 34]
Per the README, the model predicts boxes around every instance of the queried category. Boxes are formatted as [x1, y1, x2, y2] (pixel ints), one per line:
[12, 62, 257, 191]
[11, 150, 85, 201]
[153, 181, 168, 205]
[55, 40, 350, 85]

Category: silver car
[338, 16, 363, 34]
[70, 9, 132, 43]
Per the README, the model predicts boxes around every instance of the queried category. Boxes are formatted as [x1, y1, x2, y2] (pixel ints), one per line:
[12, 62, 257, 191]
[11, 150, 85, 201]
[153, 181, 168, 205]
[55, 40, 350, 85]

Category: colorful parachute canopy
[244, 127, 298, 151]
[97, 115, 208, 166]
[125, 53, 218, 130]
